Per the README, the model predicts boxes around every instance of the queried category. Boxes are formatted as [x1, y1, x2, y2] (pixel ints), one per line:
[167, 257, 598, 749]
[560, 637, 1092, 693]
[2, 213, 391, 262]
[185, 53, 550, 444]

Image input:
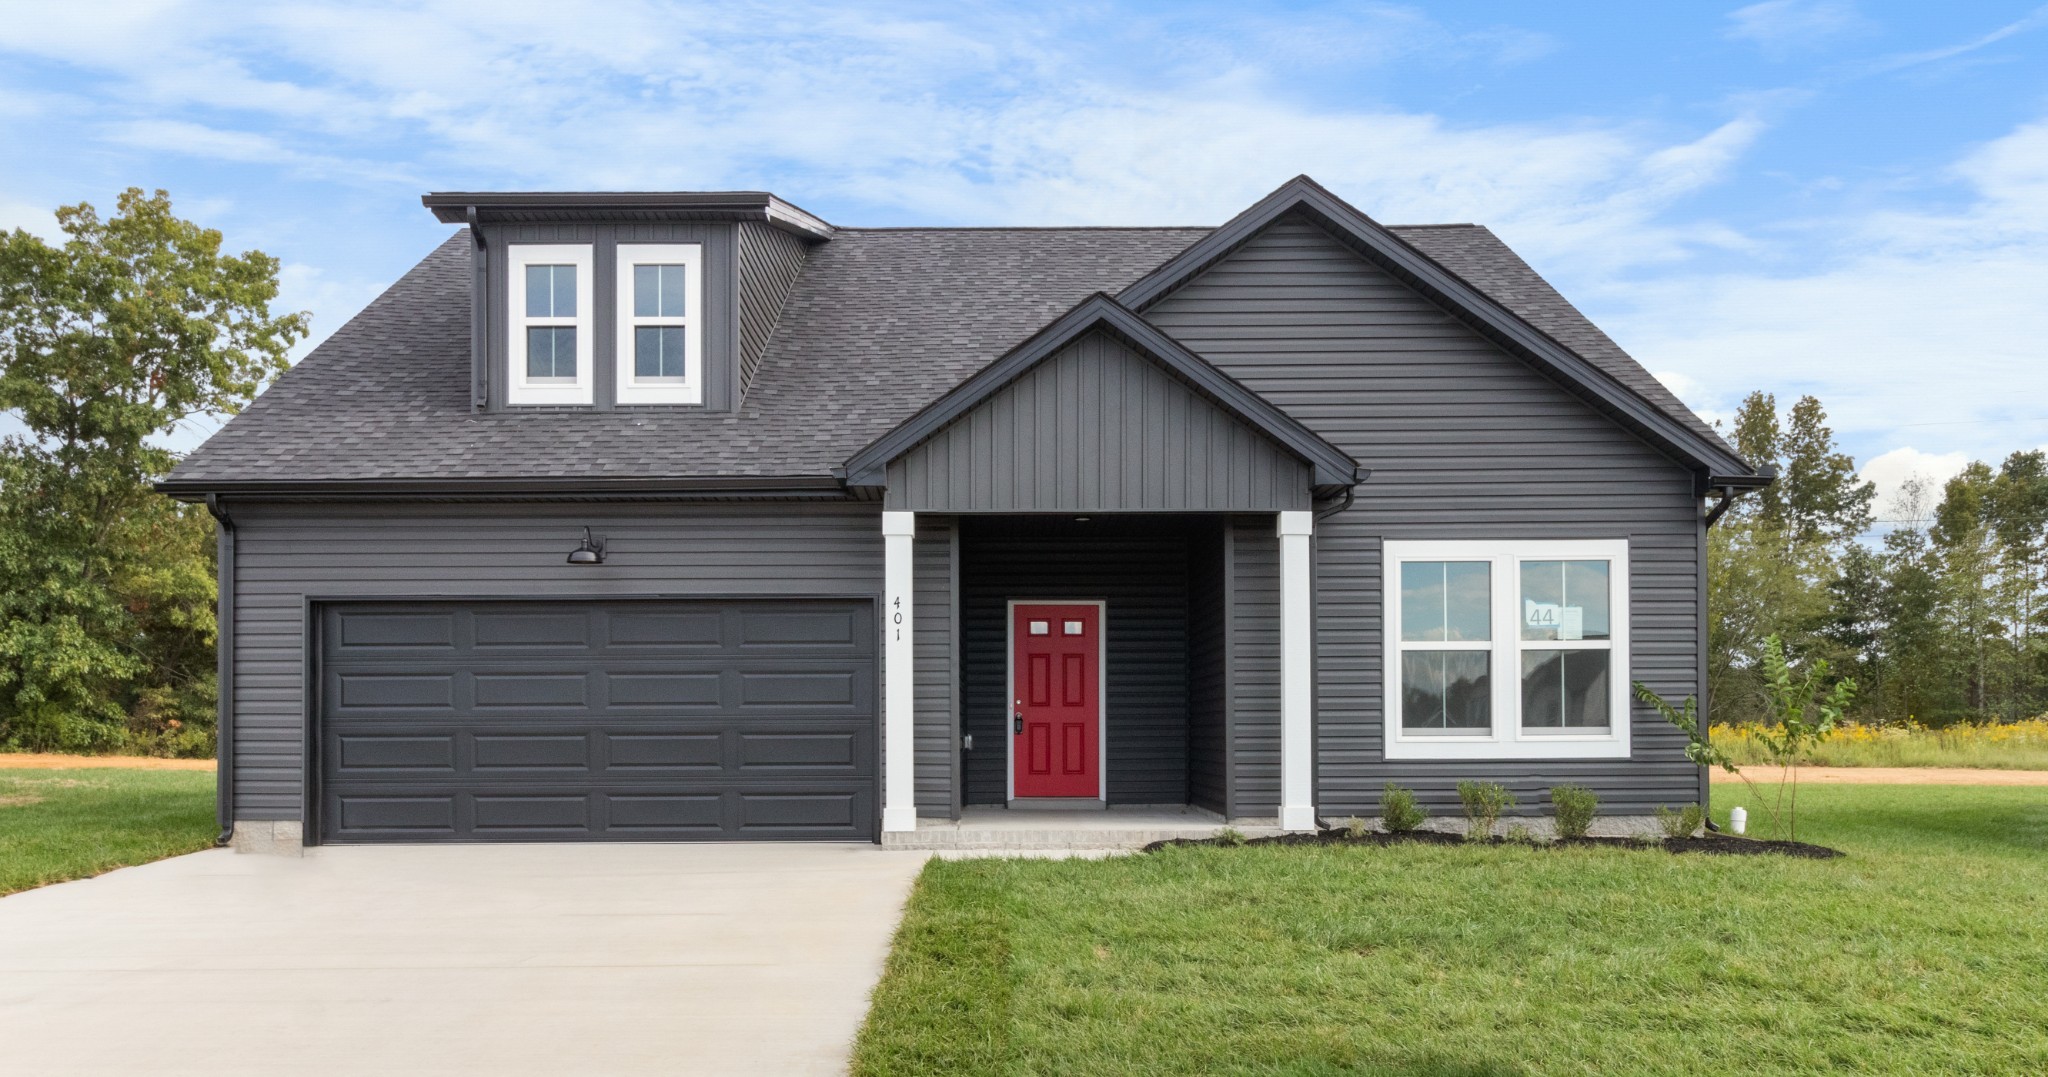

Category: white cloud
[1601, 114, 2048, 466]
[1726, 1, 1867, 54]
[1859, 447, 1969, 522]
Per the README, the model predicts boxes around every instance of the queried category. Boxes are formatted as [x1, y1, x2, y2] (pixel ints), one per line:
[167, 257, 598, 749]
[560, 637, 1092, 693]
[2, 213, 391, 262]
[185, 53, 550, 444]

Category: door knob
[1013, 713, 1023, 735]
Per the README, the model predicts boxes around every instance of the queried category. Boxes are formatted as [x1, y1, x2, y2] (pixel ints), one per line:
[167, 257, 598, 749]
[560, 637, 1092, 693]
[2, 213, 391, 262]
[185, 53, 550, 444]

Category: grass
[0, 768, 217, 896]
[1713, 716, 2048, 770]
[854, 785, 2048, 1076]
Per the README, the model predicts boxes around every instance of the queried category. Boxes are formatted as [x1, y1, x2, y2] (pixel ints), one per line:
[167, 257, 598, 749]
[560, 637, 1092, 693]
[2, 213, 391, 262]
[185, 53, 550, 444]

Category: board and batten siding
[1145, 213, 1704, 815]
[482, 221, 741, 412]
[885, 329, 1311, 513]
[735, 222, 811, 401]
[224, 500, 883, 822]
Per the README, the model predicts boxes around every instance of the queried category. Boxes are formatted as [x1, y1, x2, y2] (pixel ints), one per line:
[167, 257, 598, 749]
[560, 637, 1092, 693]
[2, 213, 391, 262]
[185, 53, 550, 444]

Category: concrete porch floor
[882, 805, 1284, 854]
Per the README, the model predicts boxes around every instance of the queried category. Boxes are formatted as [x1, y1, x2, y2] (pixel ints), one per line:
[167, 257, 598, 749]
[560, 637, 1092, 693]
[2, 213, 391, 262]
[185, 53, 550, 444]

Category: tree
[0, 188, 305, 752]
[1709, 392, 1873, 720]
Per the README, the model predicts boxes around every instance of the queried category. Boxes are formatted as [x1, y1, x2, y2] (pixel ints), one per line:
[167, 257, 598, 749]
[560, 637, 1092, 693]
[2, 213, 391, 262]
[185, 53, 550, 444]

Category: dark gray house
[160, 176, 1766, 850]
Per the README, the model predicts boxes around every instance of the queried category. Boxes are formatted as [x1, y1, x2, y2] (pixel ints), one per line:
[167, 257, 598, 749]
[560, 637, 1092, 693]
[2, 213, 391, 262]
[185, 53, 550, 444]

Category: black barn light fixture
[567, 527, 608, 565]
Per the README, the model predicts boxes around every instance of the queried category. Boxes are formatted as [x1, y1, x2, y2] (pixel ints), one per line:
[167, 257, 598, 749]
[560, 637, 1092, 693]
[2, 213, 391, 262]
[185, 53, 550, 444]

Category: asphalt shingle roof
[166, 220, 1725, 486]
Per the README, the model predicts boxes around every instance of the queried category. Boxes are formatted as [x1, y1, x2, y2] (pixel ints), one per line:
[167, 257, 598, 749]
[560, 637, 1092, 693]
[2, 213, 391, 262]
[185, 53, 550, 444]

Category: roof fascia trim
[842, 294, 1360, 488]
[422, 192, 833, 240]
[155, 474, 850, 503]
[1117, 176, 1755, 479]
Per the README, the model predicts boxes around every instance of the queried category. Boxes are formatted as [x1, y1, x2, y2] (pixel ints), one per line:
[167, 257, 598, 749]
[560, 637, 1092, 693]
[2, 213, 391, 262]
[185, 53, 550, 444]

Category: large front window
[615, 243, 703, 404]
[1385, 540, 1630, 760]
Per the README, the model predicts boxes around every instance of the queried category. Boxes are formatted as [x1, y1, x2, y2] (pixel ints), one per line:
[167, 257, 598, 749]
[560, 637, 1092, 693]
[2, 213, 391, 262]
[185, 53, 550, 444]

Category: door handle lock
[1013, 712, 1023, 735]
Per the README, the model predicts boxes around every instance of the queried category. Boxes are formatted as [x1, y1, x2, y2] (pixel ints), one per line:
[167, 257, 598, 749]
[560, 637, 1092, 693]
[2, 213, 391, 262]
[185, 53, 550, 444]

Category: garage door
[315, 599, 876, 843]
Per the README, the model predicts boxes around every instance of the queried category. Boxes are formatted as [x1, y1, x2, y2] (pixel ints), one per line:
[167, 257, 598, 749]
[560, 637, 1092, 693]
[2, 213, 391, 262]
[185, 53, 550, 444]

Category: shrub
[1457, 781, 1515, 841]
[1213, 827, 1247, 847]
[1380, 783, 1426, 833]
[1655, 804, 1705, 839]
[1339, 816, 1371, 839]
[1550, 784, 1598, 839]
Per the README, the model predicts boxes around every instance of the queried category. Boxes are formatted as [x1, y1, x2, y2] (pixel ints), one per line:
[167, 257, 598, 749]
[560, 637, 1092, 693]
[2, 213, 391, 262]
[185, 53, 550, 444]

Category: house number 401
[893, 595, 904, 641]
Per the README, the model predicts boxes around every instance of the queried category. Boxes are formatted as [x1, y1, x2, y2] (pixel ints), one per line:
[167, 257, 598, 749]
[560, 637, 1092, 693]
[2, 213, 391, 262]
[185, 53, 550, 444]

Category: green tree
[0, 188, 305, 752]
[1709, 392, 1873, 720]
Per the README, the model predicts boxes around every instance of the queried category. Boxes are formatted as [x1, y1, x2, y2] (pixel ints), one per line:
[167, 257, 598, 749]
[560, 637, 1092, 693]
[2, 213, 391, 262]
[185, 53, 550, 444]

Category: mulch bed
[1142, 829, 1843, 858]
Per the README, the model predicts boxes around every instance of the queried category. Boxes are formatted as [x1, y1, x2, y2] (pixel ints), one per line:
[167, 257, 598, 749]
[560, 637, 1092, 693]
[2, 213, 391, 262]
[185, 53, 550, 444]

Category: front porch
[879, 804, 1284, 854]
[880, 511, 1318, 839]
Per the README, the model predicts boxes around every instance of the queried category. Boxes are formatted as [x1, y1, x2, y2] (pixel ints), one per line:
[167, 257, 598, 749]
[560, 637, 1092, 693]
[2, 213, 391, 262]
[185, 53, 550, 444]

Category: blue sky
[3, 1, 2045, 519]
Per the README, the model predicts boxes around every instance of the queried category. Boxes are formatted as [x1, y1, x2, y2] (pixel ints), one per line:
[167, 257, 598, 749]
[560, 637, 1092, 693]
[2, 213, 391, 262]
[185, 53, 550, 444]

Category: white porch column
[882, 511, 918, 833]
[1277, 510, 1316, 831]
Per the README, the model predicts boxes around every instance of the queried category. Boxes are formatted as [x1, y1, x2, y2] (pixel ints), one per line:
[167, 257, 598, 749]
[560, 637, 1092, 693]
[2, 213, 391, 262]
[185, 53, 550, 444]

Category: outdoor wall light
[567, 527, 607, 565]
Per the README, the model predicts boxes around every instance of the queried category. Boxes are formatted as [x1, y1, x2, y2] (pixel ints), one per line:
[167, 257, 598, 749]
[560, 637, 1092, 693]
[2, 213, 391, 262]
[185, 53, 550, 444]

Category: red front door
[1012, 603, 1101, 799]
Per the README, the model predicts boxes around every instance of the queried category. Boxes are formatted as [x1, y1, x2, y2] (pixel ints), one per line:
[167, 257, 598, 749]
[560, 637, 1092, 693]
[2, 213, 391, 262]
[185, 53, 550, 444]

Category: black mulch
[1142, 828, 1843, 858]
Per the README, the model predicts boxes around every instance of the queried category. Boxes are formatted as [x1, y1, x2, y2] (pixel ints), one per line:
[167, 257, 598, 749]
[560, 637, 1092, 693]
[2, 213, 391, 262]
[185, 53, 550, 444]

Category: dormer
[424, 191, 832, 414]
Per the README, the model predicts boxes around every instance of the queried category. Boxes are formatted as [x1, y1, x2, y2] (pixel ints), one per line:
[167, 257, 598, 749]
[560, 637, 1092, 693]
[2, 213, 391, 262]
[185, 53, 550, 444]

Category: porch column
[1277, 510, 1316, 831]
[882, 511, 918, 832]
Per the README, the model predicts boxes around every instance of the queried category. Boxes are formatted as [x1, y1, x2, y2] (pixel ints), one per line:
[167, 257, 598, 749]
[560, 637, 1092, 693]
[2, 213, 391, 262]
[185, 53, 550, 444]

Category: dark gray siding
[1186, 520, 1227, 815]
[225, 500, 882, 821]
[1146, 213, 1703, 815]
[913, 515, 958, 817]
[481, 221, 740, 412]
[885, 329, 1311, 513]
[735, 222, 810, 402]
[1227, 516, 1281, 817]
[959, 517, 1192, 806]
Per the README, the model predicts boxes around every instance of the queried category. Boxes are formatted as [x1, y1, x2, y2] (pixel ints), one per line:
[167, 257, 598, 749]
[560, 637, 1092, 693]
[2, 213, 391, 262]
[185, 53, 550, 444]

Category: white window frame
[614, 243, 704, 405]
[505, 244, 595, 407]
[1383, 539, 1631, 761]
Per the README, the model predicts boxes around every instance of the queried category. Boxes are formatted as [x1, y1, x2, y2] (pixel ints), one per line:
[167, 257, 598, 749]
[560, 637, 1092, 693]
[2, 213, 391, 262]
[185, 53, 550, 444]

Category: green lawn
[0, 769, 218, 896]
[854, 785, 2048, 1076]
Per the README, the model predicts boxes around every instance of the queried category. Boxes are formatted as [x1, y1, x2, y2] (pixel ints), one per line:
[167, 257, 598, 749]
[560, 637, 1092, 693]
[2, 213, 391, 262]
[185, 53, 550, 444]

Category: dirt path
[0, 753, 215, 771]
[1712, 766, 2048, 786]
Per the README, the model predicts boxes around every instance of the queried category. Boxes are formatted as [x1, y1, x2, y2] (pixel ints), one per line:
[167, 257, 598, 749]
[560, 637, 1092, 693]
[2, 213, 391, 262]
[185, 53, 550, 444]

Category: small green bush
[1457, 781, 1515, 841]
[1550, 784, 1598, 839]
[1655, 804, 1705, 839]
[1380, 783, 1426, 833]
[1339, 816, 1371, 839]
[1213, 826, 1248, 847]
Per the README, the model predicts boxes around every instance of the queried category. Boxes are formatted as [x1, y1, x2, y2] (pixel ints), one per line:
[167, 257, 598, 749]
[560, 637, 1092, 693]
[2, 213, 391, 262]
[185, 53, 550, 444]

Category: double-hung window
[614, 243, 703, 405]
[507, 244, 594, 406]
[1384, 539, 1630, 760]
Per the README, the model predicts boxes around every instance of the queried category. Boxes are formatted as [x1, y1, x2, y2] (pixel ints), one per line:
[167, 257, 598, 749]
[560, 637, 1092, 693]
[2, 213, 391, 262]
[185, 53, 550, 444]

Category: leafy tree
[0, 188, 305, 752]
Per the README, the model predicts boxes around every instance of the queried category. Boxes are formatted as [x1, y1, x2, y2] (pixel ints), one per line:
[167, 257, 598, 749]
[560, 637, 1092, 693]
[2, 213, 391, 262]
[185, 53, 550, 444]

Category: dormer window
[507, 244, 594, 406]
[615, 243, 702, 404]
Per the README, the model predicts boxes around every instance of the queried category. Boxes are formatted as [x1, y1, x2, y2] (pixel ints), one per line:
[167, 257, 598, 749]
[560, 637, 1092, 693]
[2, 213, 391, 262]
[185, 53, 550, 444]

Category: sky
[2, 0, 2045, 523]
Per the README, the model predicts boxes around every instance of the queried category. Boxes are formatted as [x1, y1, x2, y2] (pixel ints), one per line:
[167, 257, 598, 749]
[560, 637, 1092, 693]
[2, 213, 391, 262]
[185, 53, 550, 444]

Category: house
[158, 176, 1767, 851]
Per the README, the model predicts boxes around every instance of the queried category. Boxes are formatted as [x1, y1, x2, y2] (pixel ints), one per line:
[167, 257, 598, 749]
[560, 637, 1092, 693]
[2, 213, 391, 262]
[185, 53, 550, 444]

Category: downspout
[468, 206, 488, 412]
[204, 495, 236, 846]
[1314, 468, 1369, 521]
[1696, 467, 1771, 828]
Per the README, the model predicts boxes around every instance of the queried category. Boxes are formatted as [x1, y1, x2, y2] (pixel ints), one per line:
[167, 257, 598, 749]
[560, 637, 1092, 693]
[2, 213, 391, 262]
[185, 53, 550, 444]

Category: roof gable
[842, 294, 1360, 490]
[1117, 176, 1755, 480]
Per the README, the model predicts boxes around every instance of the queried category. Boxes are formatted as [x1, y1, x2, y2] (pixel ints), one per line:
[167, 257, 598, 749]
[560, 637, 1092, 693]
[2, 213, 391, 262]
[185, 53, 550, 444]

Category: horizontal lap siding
[228, 501, 882, 821]
[1147, 215, 1702, 815]
[913, 516, 957, 817]
[1186, 520, 1227, 815]
[735, 223, 810, 400]
[1230, 517, 1281, 816]
[886, 330, 1310, 513]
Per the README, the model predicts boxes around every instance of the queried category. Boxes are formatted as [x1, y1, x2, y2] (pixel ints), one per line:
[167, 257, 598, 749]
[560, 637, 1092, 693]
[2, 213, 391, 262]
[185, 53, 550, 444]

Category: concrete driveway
[0, 843, 928, 1076]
